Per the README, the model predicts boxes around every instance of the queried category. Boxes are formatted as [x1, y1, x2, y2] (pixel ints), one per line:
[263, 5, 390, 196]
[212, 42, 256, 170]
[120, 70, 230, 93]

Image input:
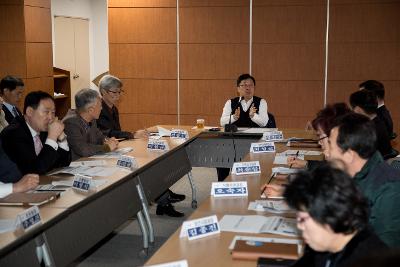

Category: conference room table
[0, 126, 318, 266]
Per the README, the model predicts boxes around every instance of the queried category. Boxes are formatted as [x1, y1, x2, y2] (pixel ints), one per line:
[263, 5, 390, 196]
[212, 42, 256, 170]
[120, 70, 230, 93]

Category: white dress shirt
[0, 182, 12, 198]
[26, 122, 69, 151]
[220, 97, 269, 127]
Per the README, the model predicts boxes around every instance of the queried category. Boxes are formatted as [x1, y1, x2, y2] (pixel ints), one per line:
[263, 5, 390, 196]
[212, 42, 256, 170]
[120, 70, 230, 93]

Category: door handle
[73, 74, 80, 79]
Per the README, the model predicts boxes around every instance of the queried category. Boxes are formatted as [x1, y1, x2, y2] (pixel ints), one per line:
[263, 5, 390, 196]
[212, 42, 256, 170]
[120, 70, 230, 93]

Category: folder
[232, 240, 299, 261]
[0, 192, 60, 206]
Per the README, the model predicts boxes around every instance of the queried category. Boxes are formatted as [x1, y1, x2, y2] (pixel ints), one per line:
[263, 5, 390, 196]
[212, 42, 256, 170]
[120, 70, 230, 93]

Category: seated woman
[285, 162, 387, 267]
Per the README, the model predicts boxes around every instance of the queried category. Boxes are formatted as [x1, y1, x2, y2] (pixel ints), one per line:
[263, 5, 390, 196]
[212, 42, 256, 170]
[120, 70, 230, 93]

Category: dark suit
[63, 111, 109, 160]
[97, 100, 133, 139]
[2, 104, 22, 124]
[0, 116, 71, 175]
[372, 116, 392, 159]
[377, 105, 394, 137]
[0, 139, 22, 183]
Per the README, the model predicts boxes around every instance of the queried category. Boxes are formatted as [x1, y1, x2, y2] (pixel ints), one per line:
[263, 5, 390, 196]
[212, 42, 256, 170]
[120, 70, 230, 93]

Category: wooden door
[54, 16, 90, 108]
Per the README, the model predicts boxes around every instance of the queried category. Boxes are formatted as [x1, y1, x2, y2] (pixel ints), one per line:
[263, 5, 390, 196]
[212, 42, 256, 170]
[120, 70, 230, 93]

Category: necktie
[12, 106, 19, 117]
[34, 134, 43, 155]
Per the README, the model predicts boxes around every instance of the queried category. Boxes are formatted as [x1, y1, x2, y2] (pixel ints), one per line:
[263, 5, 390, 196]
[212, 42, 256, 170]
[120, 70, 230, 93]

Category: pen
[261, 172, 276, 195]
[289, 151, 299, 168]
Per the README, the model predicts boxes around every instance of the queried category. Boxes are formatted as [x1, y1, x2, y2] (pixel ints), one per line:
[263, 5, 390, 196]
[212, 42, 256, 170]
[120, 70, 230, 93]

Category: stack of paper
[248, 200, 294, 214]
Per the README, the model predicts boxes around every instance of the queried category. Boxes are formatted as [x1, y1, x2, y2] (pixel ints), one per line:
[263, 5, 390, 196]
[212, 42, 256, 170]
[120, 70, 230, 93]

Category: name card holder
[170, 129, 189, 139]
[262, 131, 284, 142]
[72, 174, 92, 192]
[250, 142, 276, 153]
[15, 206, 41, 231]
[147, 139, 170, 151]
[231, 161, 261, 175]
[180, 215, 220, 240]
[211, 181, 248, 197]
[116, 155, 138, 171]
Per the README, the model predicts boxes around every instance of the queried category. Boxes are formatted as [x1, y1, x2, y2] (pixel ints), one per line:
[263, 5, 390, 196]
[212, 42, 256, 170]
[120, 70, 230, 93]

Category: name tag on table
[262, 131, 283, 141]
[180, 215, 220, 240]
[170, 129, 189, 139]
[231, 161, 261, 175]
[146, 260, 188, 267]
[116, 155, 138, 170]
[250, 142, 276, 153]
[72, 174, 92, 192]
[15, 206, 41, 231]
[147, 139, 170, 151]
[211, 181, 248, 197]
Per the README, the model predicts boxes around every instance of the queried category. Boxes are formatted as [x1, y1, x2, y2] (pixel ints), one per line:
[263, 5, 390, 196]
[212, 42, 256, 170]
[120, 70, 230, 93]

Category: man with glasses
[0, 91, 71, 174]
[220, 73, 269, 128]
[97, 75, 148, 139]
[0, 75, 24, 124]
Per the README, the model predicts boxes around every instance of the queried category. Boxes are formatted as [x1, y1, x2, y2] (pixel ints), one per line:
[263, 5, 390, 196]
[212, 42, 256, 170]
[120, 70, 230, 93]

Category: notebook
[0, 192, 60, 206]
[232, 240, 299, 261]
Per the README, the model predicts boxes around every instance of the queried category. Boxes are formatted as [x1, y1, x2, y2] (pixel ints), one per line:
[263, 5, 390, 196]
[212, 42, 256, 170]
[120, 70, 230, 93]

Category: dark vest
[230, 96, 261, 128]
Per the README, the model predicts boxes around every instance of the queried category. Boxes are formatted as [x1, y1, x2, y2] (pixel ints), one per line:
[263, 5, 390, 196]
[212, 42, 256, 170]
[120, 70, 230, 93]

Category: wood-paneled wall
[109, 0, 399, 136]
[0, 0, 53, 111]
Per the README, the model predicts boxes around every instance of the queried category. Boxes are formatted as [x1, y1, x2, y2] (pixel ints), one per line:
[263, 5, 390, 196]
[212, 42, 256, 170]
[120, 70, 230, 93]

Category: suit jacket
[63, 111, 109, 160]
[2, 105, 22, 124]
[0, 116, 71, 175]
[377, 105, 394, 137]
[97, 100, 133, 139]
[372, 116, 392, 159]
[0, 139, 22, 183]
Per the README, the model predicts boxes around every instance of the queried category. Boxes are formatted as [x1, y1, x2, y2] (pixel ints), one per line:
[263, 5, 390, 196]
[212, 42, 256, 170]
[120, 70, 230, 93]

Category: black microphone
[224, 96, 242, 132]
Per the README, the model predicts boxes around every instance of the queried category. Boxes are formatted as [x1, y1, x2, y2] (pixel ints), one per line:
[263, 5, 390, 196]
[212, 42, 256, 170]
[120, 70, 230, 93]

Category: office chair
[266, 112, 276, 128]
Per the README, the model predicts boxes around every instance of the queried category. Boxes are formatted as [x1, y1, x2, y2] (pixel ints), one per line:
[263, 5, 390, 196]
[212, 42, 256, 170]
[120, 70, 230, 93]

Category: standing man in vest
[220, 73, 269, 128]
[218, 74, 269, 181]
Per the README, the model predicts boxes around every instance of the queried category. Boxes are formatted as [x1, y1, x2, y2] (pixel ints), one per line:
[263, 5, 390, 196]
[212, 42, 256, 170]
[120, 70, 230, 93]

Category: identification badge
[170, 129, 189, 139]
[231, 161, 261, 175]
[15, 206, 41, 231]
[72, 174, 92, 192]
[250, 142, 276, 153]
[211, 181, 248, 197]
[180, 215, 220, 240]
[116, 155, 138, 170]
[147, 139, 170, 151]
[262, 131, 284, 141]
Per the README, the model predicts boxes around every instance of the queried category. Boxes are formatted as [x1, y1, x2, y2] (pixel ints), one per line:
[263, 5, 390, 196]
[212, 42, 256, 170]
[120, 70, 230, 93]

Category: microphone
[224, 96, 242, 132]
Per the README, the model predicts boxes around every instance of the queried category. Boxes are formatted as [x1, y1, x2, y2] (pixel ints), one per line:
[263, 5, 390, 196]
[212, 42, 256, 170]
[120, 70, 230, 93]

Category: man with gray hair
[97, 74, 148, 139]
[64, 88, 119, 160]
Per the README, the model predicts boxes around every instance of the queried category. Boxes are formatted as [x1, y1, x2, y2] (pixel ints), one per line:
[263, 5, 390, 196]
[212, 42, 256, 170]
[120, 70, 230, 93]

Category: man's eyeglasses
[108, 89, 124, 95]
[317, 135, 328, 142]
[239, 83, 254, 88]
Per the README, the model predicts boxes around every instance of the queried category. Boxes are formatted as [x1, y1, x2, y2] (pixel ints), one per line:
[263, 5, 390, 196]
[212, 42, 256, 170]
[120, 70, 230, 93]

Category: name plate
[15, 206, 41, 231]
[116, 155, 138, 170]
[147, 139, 170, 151]
[262, 131, 284, 141]
[211, 181, 248, 197]
[250, 142, 276, 153]
[231, 161, 261, 175]
[180, 215, 220, 240]
[72, 174, 92, 192]
[146, 260, 188, 267]
[170, 129, 189, 139]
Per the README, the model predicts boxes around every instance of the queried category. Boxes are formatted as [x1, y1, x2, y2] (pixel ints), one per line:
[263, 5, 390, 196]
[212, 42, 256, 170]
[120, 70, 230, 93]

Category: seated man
[285, 163, 387, 267]
[1, 91, 71, 174]
[0, 140, 38, 198]
[0, 96, 8, 132]
[218, 73, 269, 181]
[220, 73, 269, 128]
[0, 75, 24, 124]
[328, 113, 400, 247]
[63, 88, 118, 160]
[97, 76, 185, 217]
[97, 75, 148, 139]
[359, 80, 394, 139]
[350, 90, 393, 159]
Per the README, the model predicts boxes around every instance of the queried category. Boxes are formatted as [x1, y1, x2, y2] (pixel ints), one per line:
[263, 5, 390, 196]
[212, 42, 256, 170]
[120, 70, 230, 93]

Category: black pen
[261, 172, 276, 196]
[289, 150, 300, 168]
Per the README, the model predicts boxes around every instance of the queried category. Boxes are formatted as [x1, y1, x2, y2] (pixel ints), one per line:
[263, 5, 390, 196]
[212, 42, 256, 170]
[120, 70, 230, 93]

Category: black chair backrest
[266, 112, 276, 128]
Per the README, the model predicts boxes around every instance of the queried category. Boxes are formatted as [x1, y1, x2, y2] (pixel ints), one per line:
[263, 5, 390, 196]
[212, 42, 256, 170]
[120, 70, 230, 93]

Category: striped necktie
[12, 106, 19, 117]
[34, 134, 43, 155]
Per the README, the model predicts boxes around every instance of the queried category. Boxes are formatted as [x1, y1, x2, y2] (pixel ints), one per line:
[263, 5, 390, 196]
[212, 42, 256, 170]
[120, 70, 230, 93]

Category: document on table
[238, 128, 278, 134]
[228, 235, 303, 251]
[69, 160, 107, 167]
[281, 150, 322, 156]
[248, 200, 294, 214]
[219, 215, 299, 237]
[157, 126, 171, 137]
[52, 179, 108, 188]
[89, 147, 134, 159]
[271, 167, 299, 175]
[0, 219, 16, 234]
[273, 153, 305, 165]
[50, 166, 119, 177]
